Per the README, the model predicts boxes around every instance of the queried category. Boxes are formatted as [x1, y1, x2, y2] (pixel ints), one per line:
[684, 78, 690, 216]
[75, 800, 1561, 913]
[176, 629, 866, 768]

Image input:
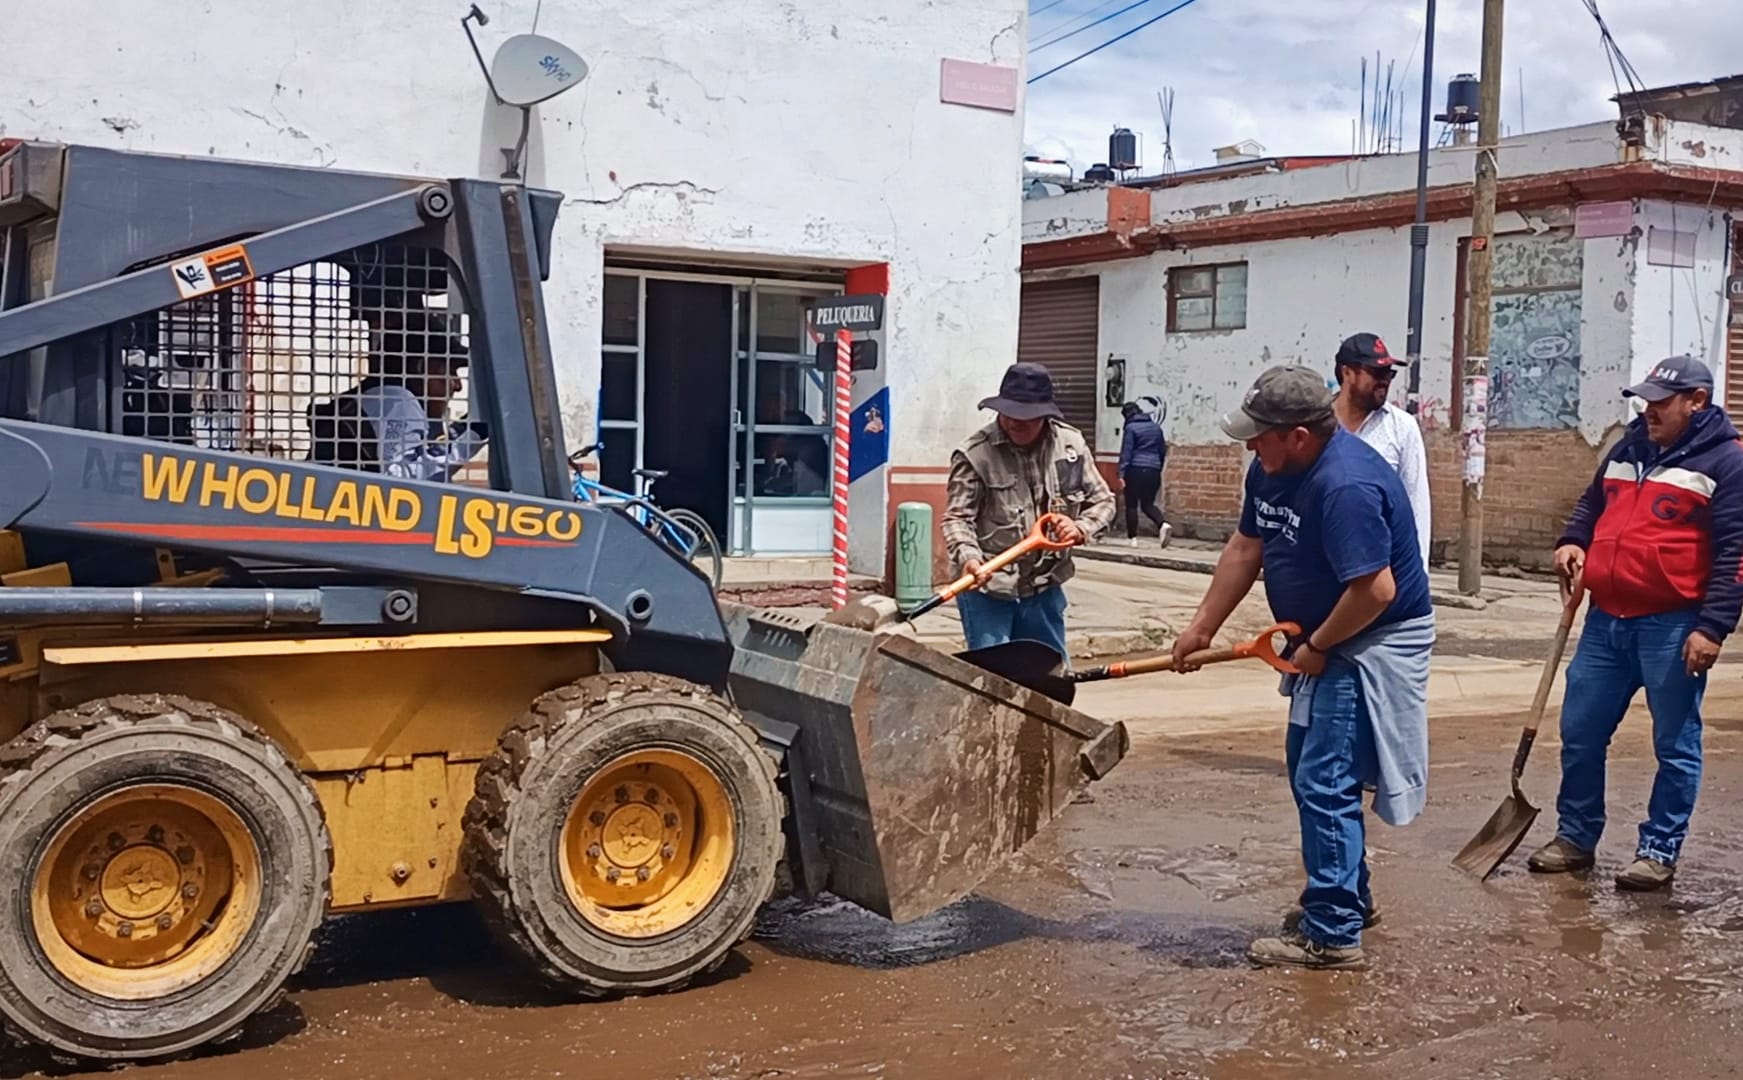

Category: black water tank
[1445, 74, 1480, 121]
[1109, 127, 1138, 170]
[1084, 163, 1116, 183]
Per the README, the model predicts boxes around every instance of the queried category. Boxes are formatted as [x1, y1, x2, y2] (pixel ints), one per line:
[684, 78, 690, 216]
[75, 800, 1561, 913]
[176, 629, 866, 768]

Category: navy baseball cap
[1335, 332, 1408, 372]
[1623, 355, 1713, 402]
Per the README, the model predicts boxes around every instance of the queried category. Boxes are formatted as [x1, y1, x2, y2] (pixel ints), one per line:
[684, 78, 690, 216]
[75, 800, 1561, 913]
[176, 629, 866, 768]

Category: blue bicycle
[569, 444, 725, 590]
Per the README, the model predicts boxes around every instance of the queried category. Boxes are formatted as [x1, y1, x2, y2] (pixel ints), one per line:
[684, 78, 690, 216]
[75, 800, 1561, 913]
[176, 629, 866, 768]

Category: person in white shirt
[1332, 332, 1432, 571]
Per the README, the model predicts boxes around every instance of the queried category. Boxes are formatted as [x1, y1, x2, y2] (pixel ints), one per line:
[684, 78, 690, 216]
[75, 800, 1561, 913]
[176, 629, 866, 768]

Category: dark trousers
[1122, 467, 1165, 538]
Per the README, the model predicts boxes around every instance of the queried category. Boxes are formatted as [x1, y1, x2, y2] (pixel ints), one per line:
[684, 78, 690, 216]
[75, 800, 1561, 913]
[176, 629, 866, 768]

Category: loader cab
[0, 140, 569, 499]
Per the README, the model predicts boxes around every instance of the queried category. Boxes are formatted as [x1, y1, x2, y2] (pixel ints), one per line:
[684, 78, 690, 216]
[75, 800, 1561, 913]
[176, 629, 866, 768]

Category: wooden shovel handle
[934, 513, 1079, 603]
[1080, 622, 1304, 681]
[1522, 586, 1584, 738]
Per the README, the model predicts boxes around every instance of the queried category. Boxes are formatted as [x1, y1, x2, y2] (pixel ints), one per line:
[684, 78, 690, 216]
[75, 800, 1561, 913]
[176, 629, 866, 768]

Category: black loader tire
[0, 695, 331, 1063]
[462, 672, 783, 995]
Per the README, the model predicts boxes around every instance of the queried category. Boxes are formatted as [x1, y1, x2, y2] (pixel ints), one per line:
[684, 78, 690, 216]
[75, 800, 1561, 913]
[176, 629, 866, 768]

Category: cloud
[1024, 0, 1743, 175]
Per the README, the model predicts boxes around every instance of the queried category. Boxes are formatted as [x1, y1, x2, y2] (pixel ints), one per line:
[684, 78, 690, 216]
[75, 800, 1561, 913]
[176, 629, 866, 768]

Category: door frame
[600, 264, 843, 555]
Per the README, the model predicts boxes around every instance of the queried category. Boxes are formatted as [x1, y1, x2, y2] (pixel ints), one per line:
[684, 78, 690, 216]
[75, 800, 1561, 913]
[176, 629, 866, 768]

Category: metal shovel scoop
[1452, 588, 1584, 879]
[958, 622, 1303, 707]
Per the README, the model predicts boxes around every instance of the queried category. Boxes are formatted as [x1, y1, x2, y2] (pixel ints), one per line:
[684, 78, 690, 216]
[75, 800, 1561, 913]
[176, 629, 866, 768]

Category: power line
[1029, 0, 1208, 85]
[1031, 0, 1074, 17]
[1033, 0, 1163, 53]
[1032, 0, 1125, 47]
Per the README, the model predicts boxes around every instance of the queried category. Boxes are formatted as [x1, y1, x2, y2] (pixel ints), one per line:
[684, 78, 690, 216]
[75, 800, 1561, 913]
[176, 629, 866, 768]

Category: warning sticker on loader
[169, 243, 257, 301]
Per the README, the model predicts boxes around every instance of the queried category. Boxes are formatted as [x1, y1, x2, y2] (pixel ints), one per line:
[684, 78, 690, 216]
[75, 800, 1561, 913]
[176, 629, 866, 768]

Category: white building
[1020, 89, 1743, 564]
[1, 0, 1031, 572]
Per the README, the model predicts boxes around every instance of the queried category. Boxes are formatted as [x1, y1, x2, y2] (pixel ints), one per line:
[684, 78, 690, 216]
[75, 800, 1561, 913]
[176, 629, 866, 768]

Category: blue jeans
[1555, 607, 1707, 865]
[957, 586, 1069, 660]
[1284, 659, 1377, 949]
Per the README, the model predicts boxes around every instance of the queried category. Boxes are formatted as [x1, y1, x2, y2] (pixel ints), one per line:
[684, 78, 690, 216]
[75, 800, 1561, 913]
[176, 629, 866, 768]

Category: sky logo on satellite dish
[490, 34, 589, 107]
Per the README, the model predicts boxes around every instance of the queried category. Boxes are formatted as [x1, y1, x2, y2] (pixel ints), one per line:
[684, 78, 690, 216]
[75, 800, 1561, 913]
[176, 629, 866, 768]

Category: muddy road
[12, 678, 1743, 1079]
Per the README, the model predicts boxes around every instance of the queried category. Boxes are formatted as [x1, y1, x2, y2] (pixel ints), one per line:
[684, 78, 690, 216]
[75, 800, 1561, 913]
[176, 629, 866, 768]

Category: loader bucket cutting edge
[719, 601, 1129, 924]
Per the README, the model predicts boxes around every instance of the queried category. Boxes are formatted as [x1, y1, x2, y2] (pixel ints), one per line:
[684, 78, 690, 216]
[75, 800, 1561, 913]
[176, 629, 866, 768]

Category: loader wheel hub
[100, 846, 181, 920]
[31, 784, 262, 1000]
[560, 749, 736, 939]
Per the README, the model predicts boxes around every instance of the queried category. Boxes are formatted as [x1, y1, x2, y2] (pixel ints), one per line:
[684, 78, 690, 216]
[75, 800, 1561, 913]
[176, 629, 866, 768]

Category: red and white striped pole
[829, 328, 854, 609]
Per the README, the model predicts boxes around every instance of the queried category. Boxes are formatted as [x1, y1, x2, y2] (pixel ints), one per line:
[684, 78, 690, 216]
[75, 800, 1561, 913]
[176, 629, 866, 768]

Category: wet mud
[11, 687, 1743, 1080]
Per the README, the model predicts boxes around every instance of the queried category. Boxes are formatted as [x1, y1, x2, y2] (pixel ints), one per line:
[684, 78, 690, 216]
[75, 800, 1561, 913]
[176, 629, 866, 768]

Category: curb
[1076, 545, 1493, 611]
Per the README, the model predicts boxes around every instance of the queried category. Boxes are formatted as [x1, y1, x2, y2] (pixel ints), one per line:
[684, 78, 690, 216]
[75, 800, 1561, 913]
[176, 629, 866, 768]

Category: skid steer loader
[0, 141, 1128, 1064]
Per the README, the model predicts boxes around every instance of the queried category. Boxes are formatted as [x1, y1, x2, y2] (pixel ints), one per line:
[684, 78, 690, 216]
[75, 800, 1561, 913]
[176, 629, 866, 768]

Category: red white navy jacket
[1558, 407, 1743, 642]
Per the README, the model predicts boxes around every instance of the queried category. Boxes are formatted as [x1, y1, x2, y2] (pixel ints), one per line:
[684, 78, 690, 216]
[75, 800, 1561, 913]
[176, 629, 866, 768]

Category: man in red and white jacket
[1529, 355, 1743, 890]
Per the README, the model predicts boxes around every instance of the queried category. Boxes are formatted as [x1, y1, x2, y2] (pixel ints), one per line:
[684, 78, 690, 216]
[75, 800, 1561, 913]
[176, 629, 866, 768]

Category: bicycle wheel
[665, 509, 724, 591]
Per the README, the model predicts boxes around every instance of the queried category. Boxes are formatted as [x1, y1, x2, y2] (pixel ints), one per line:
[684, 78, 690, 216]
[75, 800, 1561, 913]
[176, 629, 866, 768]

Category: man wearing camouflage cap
[1172, 365, 1435, 971]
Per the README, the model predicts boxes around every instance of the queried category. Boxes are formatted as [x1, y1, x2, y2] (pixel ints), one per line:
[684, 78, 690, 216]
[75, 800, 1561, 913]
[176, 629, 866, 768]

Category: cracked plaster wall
[1, 0, 1029, 479]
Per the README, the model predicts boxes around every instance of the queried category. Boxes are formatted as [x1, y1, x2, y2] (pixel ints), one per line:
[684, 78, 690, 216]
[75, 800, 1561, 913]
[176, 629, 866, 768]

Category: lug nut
[83, 863, 101, 882]
[661, 843, 676, 859]
[589, 810, 606, 826]
[644, 789, 660, 805]
[156, 914, 174, 932]
[182, 882, 198, 900]
[116, 921, 134, 939]
[107, 833, 126, 851]
[586, 843, 602, 859]
[614, 786, 629, 803]
[636, 867, 651, 882]
[146, 825, 165, 844]
[664, 813, 678, 828]
[605, 867, 619, 883]
[390, 862, 411, 884]
[176, 846, 196, 865]
[85, 900, 103, 918]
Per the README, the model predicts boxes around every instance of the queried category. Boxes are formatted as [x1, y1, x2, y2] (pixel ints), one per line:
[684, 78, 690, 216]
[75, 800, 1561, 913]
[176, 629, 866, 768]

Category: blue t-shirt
[1237, 427, 1433, 638]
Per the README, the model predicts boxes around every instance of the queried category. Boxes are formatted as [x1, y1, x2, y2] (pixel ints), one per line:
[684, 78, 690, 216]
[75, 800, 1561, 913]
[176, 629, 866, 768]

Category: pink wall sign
[939, 58, 1019, 113]
[1574, 200, 1635, 239]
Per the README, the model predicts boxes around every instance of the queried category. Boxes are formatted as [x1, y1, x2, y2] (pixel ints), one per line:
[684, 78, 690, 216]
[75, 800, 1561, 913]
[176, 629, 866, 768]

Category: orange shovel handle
[1087, 622, 1304, 680]
[935, 513, 1079, 603]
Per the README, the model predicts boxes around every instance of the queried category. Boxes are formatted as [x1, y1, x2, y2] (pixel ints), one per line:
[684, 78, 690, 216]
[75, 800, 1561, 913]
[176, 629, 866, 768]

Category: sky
[1023, 0, 1743, 176]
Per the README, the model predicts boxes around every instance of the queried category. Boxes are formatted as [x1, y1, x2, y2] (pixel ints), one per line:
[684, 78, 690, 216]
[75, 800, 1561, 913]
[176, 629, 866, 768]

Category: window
[1168, 262, 1248, 332]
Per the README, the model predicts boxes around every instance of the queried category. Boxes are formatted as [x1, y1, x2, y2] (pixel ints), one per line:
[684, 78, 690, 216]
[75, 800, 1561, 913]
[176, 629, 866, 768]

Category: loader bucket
[720, 601, 1129, 923]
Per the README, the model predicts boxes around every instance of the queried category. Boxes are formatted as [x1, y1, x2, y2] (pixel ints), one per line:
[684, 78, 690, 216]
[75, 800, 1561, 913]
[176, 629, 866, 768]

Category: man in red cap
[941, 361, 1115, 657]
[1332, 332, 1431, 572]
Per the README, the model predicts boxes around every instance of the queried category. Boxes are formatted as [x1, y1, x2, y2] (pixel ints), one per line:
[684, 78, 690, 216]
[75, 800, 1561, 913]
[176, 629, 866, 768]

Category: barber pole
[830, 328, 854, 608]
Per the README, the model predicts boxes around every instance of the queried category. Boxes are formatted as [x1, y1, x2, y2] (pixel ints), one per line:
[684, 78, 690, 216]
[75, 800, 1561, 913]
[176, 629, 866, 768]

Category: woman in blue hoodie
[1118, 400, 1171, 546]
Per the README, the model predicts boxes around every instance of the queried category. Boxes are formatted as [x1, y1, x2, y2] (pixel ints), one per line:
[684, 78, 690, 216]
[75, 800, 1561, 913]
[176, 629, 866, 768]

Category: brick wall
[1152, 429, 1606, 567]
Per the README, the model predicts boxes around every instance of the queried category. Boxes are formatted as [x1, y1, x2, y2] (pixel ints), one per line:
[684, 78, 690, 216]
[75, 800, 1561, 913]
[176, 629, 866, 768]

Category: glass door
[729, 282, 841, 554]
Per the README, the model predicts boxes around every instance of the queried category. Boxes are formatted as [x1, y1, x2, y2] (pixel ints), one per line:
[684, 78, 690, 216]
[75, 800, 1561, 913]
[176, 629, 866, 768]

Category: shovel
[899, 513, 1080, 621]
[1452, 586, 1585, 879]
[958, 622, 1303, 707]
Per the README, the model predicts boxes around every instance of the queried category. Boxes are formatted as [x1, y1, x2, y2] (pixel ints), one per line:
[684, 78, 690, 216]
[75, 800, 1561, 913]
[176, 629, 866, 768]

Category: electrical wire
[1033, 0, 1164, 54]
[1029, 0, 1207, 85]
[1031, 0, 1129, 49]
[1578, 0, 1647, 103]
[1031, 0, 1074, 18]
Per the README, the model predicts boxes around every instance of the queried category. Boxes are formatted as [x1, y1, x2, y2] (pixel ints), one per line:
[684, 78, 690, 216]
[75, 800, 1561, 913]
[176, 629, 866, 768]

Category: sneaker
[1247, 928, 1367, 971]
[1127, 537, 1140, 547]
[1615, 856, 1675, 891]
[1282, 903, 1381, 934]
[1158, 523, 1173, 548]
[1526, 837, 1596, 873]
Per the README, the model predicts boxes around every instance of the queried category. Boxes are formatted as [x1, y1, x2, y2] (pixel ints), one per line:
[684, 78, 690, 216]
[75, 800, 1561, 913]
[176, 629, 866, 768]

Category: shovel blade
[1452, 793, 1541, 880]
[953, 640, 1077, 706]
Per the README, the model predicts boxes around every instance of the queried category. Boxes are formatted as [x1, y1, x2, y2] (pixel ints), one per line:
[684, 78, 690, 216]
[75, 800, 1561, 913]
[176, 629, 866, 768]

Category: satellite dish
[489, 34, 588, 107]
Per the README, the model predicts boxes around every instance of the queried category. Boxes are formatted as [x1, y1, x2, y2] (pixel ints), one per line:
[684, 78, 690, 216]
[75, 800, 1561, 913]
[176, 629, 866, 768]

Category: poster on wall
[1489, 290, 1582, 430]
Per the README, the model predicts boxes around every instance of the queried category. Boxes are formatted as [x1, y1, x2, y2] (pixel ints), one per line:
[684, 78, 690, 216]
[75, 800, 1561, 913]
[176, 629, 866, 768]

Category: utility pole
[1458, 0, 1504, 596]
[1404, 0, 1437, 414]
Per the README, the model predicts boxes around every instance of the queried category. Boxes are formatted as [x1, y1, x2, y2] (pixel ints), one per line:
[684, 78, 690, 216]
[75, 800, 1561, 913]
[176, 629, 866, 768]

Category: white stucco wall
[3, 0, 1029, 568]
[1627, 200, 1733, 391]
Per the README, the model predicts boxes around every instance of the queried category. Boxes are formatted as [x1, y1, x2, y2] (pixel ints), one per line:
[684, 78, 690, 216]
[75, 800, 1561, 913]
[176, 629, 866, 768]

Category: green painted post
[894, 502, 934, 606]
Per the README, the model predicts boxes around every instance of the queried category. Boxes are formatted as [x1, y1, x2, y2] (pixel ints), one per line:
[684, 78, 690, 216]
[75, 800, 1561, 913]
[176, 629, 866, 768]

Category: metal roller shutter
[1729, 225, 1743, 410]
[1018, 276, 1100, 440]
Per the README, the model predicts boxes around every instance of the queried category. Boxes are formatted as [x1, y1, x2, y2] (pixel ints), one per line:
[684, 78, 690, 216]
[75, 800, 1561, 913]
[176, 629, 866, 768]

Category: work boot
[1247, 929, 1367, 971]
[1282, 902, 1381, 934]
[1526, 837, 1595, 873]
[1615, 857, 1675, 891]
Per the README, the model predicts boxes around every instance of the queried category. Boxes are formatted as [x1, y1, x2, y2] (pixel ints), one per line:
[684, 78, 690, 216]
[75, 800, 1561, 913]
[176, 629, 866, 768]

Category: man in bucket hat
[1173, 365, 1434, 971]
[940, 361, 1115, 657]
